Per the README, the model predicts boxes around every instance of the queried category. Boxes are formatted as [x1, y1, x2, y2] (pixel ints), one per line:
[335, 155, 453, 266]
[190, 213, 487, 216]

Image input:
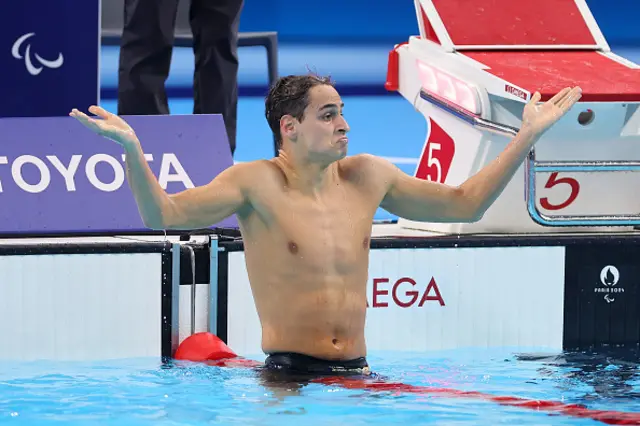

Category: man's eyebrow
[319, 103, 344, 111]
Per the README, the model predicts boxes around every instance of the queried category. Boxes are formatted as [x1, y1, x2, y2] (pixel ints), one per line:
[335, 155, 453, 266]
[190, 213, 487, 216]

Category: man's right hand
[70, 106, 139, 147]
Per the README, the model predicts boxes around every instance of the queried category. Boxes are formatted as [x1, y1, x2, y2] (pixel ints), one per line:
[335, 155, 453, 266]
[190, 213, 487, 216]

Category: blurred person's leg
[190, 0, 244, 155]
[118, 0, 180, 115]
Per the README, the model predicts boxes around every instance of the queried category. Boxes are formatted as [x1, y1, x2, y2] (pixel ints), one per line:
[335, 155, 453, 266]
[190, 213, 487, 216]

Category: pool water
[1, 348, 639, 425]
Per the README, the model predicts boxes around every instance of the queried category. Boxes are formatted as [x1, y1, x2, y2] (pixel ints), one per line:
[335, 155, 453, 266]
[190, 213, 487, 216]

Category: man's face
[294, 85, 350, 161]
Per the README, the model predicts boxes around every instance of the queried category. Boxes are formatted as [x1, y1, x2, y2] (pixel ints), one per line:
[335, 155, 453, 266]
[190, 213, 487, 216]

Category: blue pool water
[2, 348, 639, 425]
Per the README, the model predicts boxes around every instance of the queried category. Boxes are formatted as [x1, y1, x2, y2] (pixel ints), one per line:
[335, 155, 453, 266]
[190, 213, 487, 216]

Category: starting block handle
[531, 160, 640, 173]
[420, 90, 640, 228]
[525, 151, 640, 227]
[418, 90, 521, 137]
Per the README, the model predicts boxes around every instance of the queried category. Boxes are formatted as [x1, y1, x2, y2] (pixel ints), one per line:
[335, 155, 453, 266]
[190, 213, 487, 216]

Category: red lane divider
[175, 333, 640, 425]
[312, 377, 640, 425]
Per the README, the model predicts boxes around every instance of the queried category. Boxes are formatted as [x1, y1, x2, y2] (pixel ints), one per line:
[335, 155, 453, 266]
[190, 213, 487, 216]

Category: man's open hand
[70, 106, 138, 147]
[522, 87, 582, 136]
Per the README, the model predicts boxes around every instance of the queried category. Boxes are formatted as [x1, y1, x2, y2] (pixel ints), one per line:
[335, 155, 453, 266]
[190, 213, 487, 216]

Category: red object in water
[174, 334, 640, 425]
[174, 332, 238, 362]
[174, 332, 263, 368]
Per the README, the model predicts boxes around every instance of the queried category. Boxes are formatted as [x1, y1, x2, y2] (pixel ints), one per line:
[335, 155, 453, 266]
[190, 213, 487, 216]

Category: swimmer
[70, 75, 581, 378]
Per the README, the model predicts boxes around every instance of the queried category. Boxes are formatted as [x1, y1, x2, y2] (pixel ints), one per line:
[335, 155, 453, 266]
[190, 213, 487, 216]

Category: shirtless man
[70, 74, 582, 377]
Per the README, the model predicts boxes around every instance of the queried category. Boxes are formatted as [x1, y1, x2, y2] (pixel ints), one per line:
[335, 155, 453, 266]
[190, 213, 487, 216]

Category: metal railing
[101, 30, 280, 156]
[419, 90, 640, 227]
[525, 153, 640, 226]
[184, 244, 197, 336]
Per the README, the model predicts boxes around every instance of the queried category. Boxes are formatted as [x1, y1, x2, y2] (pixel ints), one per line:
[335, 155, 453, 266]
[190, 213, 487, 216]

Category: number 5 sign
[416, 118, 455, 183]
[539, 172, 581, 211]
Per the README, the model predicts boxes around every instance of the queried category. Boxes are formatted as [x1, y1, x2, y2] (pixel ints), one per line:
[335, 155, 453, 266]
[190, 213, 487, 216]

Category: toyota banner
[0, 114, 238, 236]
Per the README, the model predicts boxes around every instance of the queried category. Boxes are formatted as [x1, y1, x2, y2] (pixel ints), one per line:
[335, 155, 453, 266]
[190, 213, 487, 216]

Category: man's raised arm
[377, 87, 582, 223]
[70, 106, 249, 230]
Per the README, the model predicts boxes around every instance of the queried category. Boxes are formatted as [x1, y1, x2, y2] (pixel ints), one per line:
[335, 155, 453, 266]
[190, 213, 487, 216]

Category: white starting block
[386, 0, 640, 234]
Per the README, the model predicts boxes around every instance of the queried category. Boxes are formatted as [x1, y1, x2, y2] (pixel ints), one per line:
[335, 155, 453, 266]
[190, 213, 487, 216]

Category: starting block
[386, 0, 640, 234]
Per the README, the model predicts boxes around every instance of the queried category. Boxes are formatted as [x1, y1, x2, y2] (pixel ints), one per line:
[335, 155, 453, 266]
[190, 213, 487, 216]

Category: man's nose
[337, 115, 350, 133]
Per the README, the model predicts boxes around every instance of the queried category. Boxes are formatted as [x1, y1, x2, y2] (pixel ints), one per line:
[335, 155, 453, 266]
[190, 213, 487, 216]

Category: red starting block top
[420, 0, 606, 49]
[463, 51, 640, 102]
[415, 0, 640, 102]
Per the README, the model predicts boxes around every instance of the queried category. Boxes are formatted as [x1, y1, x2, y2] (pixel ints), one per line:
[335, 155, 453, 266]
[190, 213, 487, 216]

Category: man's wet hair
[265, 73, 335, 150]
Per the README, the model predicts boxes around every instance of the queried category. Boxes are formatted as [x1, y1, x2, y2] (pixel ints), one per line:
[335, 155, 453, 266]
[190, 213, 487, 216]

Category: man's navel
[288, 241, 299, 254]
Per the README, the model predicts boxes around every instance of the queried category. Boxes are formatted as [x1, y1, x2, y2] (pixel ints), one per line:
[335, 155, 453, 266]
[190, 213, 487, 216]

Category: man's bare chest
[248, 185, 376, 270]
[279, 204, 372, 273]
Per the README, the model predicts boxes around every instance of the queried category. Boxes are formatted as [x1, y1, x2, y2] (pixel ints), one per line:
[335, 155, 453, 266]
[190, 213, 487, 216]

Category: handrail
[184, 245, 197, 336]
[525, 151, 640, 226]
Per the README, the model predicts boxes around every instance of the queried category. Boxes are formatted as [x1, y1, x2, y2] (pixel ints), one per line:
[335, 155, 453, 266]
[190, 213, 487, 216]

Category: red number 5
[416, 119, 455, 184]
[539, 172, 580, 210]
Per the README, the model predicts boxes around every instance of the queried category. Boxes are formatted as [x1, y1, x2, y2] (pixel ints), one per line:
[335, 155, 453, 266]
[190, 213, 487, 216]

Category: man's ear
[280, 115, 297, 141]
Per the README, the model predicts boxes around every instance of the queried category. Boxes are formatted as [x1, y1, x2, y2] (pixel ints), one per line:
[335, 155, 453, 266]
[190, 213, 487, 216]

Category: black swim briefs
[263, 352, 371, 376]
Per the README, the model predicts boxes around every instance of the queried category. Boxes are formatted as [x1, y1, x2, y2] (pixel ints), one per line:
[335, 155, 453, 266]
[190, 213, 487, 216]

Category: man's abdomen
[257, 282, 368, 361]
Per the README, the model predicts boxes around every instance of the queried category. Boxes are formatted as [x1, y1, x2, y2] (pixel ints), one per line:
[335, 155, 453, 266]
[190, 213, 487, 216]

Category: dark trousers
[117, 0, 243, 155]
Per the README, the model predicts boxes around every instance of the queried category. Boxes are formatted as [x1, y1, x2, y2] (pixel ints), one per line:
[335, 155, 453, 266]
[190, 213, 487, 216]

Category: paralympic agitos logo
[11, 32, 64, 76]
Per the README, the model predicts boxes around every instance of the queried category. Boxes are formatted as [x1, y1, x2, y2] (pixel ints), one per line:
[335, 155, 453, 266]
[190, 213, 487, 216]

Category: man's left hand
[522, 87, 582, 136]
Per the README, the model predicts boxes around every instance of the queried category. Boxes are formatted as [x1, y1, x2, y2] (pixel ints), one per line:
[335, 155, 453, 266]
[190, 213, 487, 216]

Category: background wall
[101, 0, 640, 46]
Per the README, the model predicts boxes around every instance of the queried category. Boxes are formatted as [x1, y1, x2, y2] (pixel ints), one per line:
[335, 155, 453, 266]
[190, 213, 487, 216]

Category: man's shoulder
[338, 154, 399, 188]
[339, 153, 396, 174]
[228, 158, 280, 173]
[226, 158, 284, 185]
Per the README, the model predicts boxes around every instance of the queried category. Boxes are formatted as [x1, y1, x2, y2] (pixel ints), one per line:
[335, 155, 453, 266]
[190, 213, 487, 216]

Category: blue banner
[1, 0, 99, 117]
[0, 114, 238, 236]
